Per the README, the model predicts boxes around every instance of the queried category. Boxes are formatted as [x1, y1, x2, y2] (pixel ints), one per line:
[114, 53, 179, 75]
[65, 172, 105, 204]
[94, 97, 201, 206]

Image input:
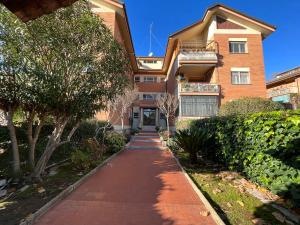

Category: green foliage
[104, 132, 126, 153]
[190, 110, 300, 207]
[219, 97, 284, 116]
[174, 128, 212, 164]
[70, 149, 92, 171]
[175, 119, 194, 130]
[0, 1, 131, 177]
[70, 138, 107, 171]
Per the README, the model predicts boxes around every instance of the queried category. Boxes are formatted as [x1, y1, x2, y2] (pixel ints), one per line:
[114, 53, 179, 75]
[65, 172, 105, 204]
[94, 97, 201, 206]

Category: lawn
[175, 151, 293, 225]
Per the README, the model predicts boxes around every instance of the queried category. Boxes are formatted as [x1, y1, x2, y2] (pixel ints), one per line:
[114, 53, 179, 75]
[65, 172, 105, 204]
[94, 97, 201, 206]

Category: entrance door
[143, 108, 156, 126]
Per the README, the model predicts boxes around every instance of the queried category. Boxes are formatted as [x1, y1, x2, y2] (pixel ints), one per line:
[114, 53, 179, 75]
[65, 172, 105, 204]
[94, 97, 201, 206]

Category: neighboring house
[92, 0, 276, 131]
[266, 67, 300, 104]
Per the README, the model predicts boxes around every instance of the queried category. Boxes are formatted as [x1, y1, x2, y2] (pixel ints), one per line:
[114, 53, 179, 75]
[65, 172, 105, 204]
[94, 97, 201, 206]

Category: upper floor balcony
[179, 82, 220, 95]
[178, 41, 218, 64]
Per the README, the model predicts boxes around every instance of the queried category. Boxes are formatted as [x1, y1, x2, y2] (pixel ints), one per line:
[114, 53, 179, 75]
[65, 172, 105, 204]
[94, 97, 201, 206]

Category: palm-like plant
[174, 128, 212, 164]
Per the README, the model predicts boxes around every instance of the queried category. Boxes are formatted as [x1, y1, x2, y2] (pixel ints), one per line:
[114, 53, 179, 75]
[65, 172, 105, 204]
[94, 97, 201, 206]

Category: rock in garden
[272, 212, 285, 223]
[251, 218, 265, 225]
[49, 168, 58, 176]
[200, 210, 210, 216]
[285, 220, 295, 225]
[37, 187, 46, 194]
[0, 179, 6, 187]
[212, 188, 222, 194]
[0, 189, 7, 197]
[226, 202, 232, 208]
[224, 175, 235, 181]
[236, 200, 244, 207]
[20, 185, 30, 192]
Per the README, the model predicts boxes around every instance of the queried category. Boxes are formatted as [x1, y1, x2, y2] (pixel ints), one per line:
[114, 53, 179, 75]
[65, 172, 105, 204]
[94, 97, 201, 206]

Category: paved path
[34, 132, 217, 225]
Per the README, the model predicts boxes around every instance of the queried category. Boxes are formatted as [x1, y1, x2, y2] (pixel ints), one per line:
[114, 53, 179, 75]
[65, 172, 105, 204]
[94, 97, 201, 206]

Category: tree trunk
[4, 106, 21, 176]
[33, 118, 68, 179]
[27, 112, 44, 169]
[32, 118, 79, 179]
[166, 115, 170, 140]
[121, 116, 124, 133]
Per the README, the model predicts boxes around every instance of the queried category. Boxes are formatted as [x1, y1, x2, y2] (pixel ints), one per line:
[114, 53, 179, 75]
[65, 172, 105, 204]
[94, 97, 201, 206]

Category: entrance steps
[127, 132, 166, 150]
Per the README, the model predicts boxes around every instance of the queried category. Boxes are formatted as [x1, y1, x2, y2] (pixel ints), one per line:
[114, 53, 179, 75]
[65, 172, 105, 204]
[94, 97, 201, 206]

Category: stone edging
[19, 146, 127, 225]
[169, 150, 226, 225]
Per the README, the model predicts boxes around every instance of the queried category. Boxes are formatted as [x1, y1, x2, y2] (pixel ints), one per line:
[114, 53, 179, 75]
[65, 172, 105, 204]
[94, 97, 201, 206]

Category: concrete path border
[19, 148, 126, 225]
[169, 149, 226, 225]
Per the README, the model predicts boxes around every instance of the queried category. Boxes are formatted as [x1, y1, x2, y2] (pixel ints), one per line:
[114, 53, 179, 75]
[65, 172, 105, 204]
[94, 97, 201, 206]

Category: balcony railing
[180, 83, 220, 94]
[178, 41, 218, 62]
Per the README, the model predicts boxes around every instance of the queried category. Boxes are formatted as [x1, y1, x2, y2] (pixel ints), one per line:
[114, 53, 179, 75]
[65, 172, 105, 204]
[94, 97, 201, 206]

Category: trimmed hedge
[218, 97, 284, 116]
[190, 110, 300, 207]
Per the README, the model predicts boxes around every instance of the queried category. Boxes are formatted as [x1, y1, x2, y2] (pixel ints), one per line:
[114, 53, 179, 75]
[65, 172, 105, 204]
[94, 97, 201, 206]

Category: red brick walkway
[34, 132, 217, 225]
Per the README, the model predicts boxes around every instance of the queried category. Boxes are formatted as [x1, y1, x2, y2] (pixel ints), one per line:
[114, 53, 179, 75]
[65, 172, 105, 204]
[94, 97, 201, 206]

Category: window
[134, 76, 140, 82]
[181, 96, 218, 117]
[133, 112, 139, 118]
[143, 94, 155, 100]
[229, 41, 247, 53]
[144, 76, 157, 83]
[231, 71, 250, 84]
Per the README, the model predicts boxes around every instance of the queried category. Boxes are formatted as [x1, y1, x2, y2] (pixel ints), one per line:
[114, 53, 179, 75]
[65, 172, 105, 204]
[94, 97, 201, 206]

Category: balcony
[179, 83, 220, 95]
[178, 41, 218, 63]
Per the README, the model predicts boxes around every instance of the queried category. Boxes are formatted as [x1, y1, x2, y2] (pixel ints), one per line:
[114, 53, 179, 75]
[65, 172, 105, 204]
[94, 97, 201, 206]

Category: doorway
[143, 108, 156, 126]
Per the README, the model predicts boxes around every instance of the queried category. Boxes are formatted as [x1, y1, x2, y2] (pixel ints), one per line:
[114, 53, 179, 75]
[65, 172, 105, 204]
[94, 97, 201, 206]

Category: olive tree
[26, 1, 130, 179]
[108, 86, 138, 132]
[0, 1, 131, 178]
[157, 93, 178, 137]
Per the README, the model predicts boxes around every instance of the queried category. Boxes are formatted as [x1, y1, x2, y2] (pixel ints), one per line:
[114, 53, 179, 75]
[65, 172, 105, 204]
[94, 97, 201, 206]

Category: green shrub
[191, 110, 300, 207]
[70, 149, 92, 171]
[175, 119, 194, 130]
[72, 120, 111, 144]
[70, 138, 106, 171]
[174, 128, 212, 164]
[219, 97, 284, 116]
[104, 131, 125, 153]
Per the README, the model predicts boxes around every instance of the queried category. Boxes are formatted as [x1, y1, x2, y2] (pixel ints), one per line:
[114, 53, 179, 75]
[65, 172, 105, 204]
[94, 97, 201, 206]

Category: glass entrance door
[143, 108, 156, 126]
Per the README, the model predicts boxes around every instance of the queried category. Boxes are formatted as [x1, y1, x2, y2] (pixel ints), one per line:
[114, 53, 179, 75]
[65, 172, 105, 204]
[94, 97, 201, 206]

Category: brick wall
[214, 33, 267, 104]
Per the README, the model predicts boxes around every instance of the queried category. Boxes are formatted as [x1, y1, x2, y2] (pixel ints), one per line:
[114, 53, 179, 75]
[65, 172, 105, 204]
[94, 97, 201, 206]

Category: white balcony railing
[178, 40, 218, 62]
[180, 83, 220, 93]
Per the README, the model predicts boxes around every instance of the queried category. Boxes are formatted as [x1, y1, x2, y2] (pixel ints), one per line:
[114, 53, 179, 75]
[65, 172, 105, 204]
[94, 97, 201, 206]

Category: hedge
[190, 110, 300, 207]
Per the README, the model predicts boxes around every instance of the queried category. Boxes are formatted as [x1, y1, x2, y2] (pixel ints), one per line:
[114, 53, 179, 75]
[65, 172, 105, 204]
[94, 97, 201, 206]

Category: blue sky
[124, 0, 300, 80]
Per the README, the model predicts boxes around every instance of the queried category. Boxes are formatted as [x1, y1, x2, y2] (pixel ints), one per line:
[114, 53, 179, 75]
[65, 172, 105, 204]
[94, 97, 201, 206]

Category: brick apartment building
[92, 0, 275, 131]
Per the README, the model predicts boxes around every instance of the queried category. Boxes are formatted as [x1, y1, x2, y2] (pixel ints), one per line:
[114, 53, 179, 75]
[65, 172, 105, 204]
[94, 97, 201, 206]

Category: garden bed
[0, 152, 114, 225]
[175, 151, 299, 225]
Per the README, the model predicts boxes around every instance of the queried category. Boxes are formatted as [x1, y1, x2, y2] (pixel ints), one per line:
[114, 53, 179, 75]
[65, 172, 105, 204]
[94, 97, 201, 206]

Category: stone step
[126, 146, 166, 150]
[137, 133, 159, 137]
[131, 139, 161, 143]
[134, 135, 160, 139]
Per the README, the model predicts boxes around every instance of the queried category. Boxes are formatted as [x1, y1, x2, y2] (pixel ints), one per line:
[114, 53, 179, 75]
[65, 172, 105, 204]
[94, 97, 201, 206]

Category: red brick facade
[214, 34, 267, 104]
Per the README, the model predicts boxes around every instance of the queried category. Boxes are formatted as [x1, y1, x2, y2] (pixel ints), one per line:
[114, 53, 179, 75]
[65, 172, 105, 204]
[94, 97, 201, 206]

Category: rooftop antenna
[148, 22, 154, 57]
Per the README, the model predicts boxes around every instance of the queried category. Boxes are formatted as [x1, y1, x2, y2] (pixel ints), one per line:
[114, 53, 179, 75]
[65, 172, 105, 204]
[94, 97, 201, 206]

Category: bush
[175, 119, 194, 130]
[219, 97, 284, 116]
[104, 131, 125, 153]
[70, 138, 106, 171]
[191, 110, 300, 207]
[174, 128, 212, 164]
[70, 149, 92, 171]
